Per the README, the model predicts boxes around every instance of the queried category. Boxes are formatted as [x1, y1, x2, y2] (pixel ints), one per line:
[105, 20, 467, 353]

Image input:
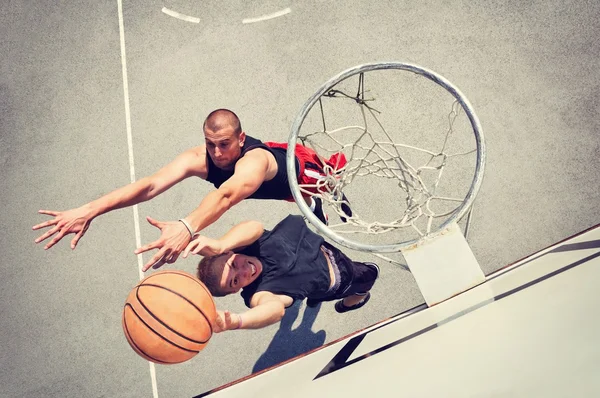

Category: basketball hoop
[287, 62, 486, 254]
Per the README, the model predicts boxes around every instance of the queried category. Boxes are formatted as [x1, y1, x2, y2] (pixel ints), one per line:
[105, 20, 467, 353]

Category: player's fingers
[184, 239, 204, 257]
[223, 310, 231, 325]
[34, 225, 60, 244]
[38, 210, 60, 216]
[216, 311, 225, 323]
[145, 216, 163, 229]
[150, 259, 165, 270]
[211, 311, 225, 332]
[182, 242, 196, 258]
[32, 218, 59, 230]
[142, 256, 163, 272]
[214, 320, 225, 333]
[191, 243, 207, 255]
[70, 230, 86, 250]
[134, 241, 162, 255]
[143, 248, 168, 272]
[44, 230, 67, 250]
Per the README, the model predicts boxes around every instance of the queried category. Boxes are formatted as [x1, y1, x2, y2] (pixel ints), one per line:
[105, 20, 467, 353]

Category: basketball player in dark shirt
[33, 109, 348, 271]
[187, 215, 379, 332]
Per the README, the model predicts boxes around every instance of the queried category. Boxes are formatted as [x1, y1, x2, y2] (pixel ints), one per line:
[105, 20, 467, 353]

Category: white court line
[242, 7, 291, 24]
[117, 0, 159, 397]
[161, 7, 200, 24]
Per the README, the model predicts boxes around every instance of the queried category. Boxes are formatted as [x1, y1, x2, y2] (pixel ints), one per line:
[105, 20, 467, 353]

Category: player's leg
[300, 155, 353, 224]
[292, 143, 352, 224]
[264, 141, 330, 224]
[334, 192, 353, 223]
[303, 195, 328, 225]
[335, 261, 380, 313]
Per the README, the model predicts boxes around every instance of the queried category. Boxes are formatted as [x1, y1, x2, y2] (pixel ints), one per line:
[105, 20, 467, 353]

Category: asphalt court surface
[2, 1, 600, 397]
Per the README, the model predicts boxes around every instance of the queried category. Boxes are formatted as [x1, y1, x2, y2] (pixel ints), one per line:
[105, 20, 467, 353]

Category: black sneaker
[335, 292, 371, 313]
[339, 193, 353, 223]
[312, 196, 329, 225]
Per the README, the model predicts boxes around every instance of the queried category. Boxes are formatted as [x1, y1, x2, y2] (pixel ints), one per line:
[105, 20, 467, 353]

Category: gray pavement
[2, 0, 599, 397]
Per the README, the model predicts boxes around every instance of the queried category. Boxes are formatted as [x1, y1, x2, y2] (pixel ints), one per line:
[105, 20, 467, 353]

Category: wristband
[237, 314, 243, 330]
[178, 218, 194, 238]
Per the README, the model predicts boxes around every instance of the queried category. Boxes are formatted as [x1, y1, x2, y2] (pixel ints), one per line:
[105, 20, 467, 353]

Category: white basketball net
[289, 64, 485, 252]
[302, 100, 472, 235]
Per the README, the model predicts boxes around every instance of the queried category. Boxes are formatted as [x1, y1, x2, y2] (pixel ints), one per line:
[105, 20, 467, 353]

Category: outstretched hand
[182, 235, 225, 258]
[213, 310, 241, 333]
[33, 207, 93, 250]
[136, 216, 192, 272]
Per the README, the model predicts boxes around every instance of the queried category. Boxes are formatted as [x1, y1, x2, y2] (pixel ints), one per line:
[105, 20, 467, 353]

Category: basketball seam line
[124, 303, 200, 355]
[143, 271, 216, 309]
[124, 304, 193, 364]
[136, 284, 213, 343]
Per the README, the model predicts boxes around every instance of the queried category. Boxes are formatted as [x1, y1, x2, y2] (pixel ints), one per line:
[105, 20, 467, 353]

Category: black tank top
[238, 215, 332, 306]
[205, 135, 292, 200]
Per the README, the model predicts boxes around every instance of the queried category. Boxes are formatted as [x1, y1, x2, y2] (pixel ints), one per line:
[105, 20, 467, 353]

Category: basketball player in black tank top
[187, 215, 379, 332]
[33, 109, 330, 272]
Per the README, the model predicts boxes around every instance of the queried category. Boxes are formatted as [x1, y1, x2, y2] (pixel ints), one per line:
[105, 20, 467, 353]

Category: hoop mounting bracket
[401, 223, 485, 306]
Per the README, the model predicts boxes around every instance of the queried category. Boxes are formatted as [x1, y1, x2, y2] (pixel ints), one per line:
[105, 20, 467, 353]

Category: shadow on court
[252, 301, 326, 373]
[550, 239, 600, 253]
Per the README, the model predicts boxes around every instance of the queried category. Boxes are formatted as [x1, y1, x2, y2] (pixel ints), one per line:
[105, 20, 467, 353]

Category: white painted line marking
[242, 7, 291, 24]
[161, 7, 200, 24]
[117, 0, 159, 397]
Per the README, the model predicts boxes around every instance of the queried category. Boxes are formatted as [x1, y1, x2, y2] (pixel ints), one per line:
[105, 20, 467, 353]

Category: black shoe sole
[335, 292, 371, 313]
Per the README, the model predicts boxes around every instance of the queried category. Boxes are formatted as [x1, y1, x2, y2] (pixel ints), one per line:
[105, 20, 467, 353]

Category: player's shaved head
[203, 109, 242, 136]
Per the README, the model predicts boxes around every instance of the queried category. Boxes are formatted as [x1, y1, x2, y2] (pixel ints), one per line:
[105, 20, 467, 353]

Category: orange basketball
[122, 270, 217, 364]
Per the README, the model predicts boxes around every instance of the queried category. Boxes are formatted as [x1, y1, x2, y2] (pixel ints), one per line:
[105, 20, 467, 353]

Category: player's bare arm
[33, 147, 207, 250]
[186, 149, 273, 233]
[136, 149, 271, 272]
[182, 220, 264, 258]
[213, 292, 293, 333]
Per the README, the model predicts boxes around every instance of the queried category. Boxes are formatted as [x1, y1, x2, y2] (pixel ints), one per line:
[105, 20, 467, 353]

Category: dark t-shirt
[237, 215, 331, 307]
[205, 135, 293, 200]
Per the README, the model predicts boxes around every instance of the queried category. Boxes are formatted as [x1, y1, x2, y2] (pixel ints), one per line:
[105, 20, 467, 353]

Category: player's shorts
[265, 142, 347, 201]
[307, 242, 380, 305]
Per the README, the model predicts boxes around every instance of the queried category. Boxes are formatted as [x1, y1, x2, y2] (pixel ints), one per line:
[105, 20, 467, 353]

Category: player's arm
[87, 148, 206, 215]
[182, 220, 264, 258]
[33, 148, 206, 250]
[213, 291, 293, 333]
[136, 149, 268, 272]
[182, 149, 270, 235]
